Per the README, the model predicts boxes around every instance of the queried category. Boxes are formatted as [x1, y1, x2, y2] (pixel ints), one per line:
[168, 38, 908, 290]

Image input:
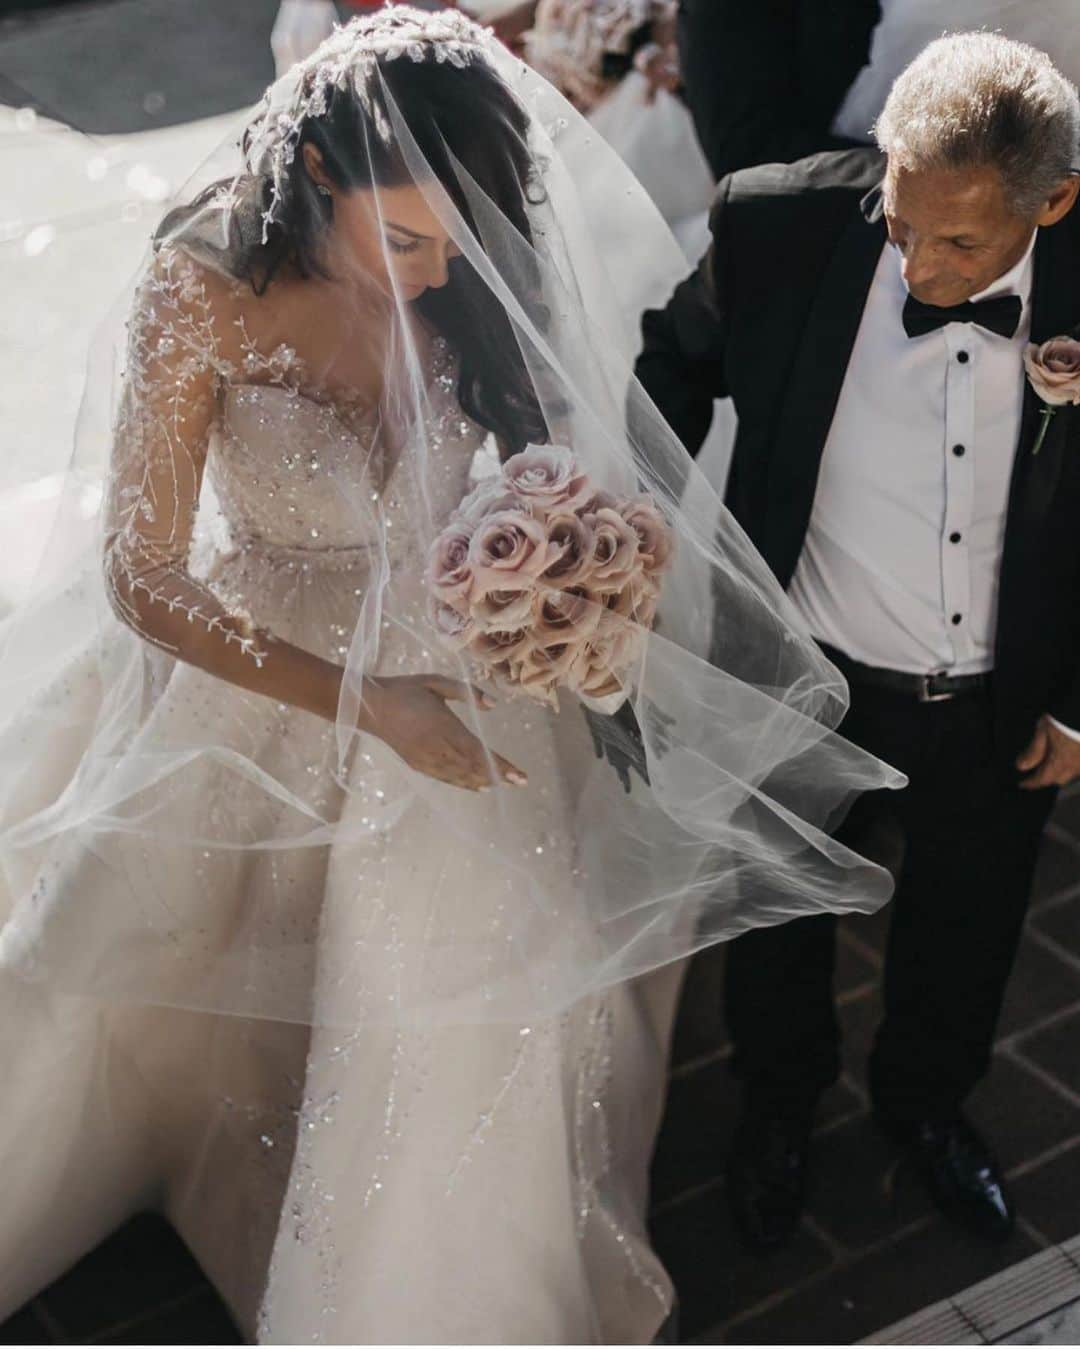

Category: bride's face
[303, 148, 463, 302]
[347, 182, 465, 302]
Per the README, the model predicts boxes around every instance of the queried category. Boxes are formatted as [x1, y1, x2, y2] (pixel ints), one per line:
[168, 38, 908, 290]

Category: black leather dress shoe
[726, 1106, 812, 1251]
[883, 1114, 1015, 1241]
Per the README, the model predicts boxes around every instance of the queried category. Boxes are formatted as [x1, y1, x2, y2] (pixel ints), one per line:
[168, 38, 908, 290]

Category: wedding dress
[522, 0, 726, 490]
[0, 327, 683, 1340]
[523, 0, 714, 263]
[0, 9, 901, 1343]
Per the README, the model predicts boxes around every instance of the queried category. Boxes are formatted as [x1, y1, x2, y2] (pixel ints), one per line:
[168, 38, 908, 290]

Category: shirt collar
[860, 182, 885, 223]
[970, 229, 1037, 305]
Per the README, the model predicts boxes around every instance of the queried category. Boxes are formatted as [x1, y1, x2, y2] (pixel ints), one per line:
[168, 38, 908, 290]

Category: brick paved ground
[4, 2, 1080, 1343]
[651, 784, 1080, 1344]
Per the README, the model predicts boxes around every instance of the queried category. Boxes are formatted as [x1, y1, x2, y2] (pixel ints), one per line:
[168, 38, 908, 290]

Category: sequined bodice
[212, 385, 381, 558]
[207, 345, 483, 568]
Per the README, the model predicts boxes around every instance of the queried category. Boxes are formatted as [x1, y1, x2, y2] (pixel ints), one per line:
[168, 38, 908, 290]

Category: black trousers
[725, 680, 1058, 1126]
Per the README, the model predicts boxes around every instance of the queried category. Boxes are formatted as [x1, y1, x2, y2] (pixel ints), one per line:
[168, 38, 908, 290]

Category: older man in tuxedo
[636, 33, 1080, 1247]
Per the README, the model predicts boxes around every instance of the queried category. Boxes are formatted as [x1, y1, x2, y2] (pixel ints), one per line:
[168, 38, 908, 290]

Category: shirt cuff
[1048, 716, 1080, 743]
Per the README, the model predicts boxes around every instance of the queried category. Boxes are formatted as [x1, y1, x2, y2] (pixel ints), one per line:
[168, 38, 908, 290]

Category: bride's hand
[361, 675, 528, 792]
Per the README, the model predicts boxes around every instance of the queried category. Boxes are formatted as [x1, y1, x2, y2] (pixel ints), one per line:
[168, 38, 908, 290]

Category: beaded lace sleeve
[104, 248, 271, 668]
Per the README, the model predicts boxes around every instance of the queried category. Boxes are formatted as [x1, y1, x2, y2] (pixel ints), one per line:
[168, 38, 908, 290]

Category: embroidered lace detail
[105, 244, 474, 688]
[105, 246, 281, 667]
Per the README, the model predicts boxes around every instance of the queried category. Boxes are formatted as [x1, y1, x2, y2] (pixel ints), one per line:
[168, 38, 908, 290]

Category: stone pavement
[651, 783, 1080, 1343]
[0, 0, 278, 133]
[866, 1236, 1080, 1344]
[4, 1, 1080, 1343]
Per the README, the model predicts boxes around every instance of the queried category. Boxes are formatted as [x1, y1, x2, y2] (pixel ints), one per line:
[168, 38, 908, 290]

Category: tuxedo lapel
[764, 200, 887, 587]
[1011, 222, 1078, 504]
[996, 219, 1080, 664]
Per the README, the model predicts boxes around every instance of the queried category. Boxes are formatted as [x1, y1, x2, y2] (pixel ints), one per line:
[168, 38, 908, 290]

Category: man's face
[882, 162, 1037, 307]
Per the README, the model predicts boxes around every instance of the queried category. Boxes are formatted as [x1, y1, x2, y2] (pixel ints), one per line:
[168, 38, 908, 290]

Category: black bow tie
[902, 293, 1023, 340]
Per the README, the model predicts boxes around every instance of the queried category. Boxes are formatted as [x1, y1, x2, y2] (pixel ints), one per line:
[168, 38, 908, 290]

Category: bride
[0, 8, 900, 1343]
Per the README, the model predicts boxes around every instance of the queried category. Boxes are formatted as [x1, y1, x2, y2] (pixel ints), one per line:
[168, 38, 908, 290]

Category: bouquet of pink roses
[426, 445, 673, 706]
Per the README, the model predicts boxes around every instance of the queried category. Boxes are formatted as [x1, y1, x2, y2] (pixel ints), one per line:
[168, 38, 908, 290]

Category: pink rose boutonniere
[1023, 336, 1080, 455]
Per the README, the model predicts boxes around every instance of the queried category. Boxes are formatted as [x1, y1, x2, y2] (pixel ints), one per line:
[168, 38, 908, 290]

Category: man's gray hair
[875, 31, 1080, 217]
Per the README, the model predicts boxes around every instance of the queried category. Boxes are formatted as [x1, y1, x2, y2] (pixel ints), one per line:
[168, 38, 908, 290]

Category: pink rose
[470, 586, 538, 632]
[507, 643, 564, 706]
[632, 586, 659, 631]
[571, 637, 628, 700]
[1024, 337, 1080, 406]
[603, 601, 649, 657]
[426, 523, 475, 607]
[583, 506, 643, 593]
[603, 576, 659, 631]
[454, 480, 523, 526]
[470, 626, 533, 668]
[589, 489, 619, 513]
[468, 509, 553, 597]
[502, 445, 595, 517]
[541, 512, 595, 586]
[432, 600, 476, 649]
[579, 591, 652, 690]
[527, 637, 581, 684]
[532, 585, 603, 648]
[575, 620, 646, 698]
[619, 497, 674, 576]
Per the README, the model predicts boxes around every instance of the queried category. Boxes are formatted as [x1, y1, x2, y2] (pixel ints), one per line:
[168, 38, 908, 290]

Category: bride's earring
[316, 184, 331, 198]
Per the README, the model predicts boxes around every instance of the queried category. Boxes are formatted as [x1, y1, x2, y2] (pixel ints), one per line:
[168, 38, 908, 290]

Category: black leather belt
[818, 643, 991, 704]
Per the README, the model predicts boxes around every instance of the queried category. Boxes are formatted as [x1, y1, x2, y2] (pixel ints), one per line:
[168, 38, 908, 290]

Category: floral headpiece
[242, 5, 498, 241]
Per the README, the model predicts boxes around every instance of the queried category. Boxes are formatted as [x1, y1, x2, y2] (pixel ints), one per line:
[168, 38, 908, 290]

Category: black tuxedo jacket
[677, 0, 881, 180]
[636, 147, 1080, 766]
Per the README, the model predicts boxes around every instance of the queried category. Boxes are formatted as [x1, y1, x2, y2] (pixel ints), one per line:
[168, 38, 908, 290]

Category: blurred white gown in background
[833, 0, 1080, 141]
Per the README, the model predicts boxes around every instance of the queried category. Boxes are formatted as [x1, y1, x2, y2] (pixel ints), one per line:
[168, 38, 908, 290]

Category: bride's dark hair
[162, 51, 549, 452]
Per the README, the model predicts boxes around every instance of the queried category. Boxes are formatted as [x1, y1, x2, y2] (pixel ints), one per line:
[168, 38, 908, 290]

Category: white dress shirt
[787, 233, 1080, 741]
[788, 232, 1035, 675]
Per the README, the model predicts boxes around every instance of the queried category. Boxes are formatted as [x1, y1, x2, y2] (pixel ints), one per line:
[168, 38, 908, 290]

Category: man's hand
[1016, 715, 1080, 789]
[582, 698, 676, 793]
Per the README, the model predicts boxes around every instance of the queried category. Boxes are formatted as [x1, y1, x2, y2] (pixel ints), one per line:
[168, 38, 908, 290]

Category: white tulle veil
[0, 6, 904, 1030]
